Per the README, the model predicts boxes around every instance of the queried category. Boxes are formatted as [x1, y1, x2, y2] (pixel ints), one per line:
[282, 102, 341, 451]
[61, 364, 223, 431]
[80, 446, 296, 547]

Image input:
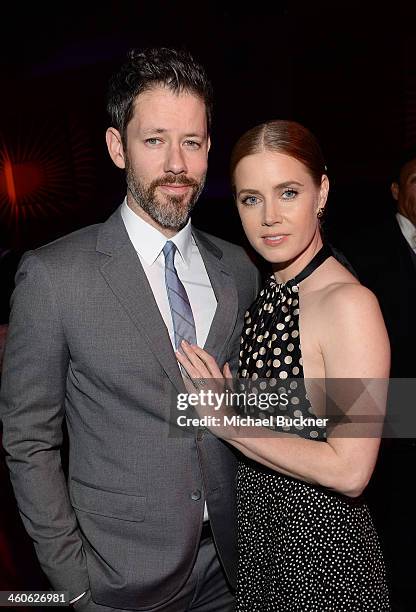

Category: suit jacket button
[191, 489, 201, 501]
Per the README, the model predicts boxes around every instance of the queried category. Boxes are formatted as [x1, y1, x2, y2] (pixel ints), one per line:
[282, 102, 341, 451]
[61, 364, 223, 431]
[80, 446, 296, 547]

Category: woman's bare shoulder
[307, 257, 384, 328]
[320, 278, 380, 316]
[310, 256, 367, 299]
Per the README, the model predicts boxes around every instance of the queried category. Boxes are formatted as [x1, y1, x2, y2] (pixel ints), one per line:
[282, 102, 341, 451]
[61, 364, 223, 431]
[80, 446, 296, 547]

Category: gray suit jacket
[0, 206, 260, 610]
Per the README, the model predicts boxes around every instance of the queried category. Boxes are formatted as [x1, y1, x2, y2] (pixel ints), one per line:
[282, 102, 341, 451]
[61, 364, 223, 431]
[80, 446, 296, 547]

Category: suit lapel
[96, 207, 186, 394]
[192, 229, 238, 364]
[96, 208, 239, 392]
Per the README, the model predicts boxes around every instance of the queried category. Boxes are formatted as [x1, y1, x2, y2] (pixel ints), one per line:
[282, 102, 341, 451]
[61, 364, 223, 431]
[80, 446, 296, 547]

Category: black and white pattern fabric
[235, 245, 390, 611]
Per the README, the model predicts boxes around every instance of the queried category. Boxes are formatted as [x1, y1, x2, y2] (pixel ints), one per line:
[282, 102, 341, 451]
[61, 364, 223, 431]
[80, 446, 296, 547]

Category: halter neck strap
[290, 244, 333, 286]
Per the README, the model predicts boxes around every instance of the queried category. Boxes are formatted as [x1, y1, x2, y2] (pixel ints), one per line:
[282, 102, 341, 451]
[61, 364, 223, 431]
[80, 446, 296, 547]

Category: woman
[176, 120, 390, 611]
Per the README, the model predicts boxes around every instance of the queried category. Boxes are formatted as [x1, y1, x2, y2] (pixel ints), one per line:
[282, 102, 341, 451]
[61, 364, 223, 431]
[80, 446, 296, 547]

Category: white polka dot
[284, 356, 292, 364]
[279, 371, 288, 379]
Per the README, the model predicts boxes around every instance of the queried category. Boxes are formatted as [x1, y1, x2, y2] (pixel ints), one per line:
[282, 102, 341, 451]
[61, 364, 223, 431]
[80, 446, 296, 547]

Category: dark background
[0, 0, 415, 600]
[0, 1, 415, 258]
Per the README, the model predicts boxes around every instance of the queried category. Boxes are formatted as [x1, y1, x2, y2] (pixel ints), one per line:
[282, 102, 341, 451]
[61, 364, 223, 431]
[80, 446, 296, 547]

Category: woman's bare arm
[229, 283, 390, 497]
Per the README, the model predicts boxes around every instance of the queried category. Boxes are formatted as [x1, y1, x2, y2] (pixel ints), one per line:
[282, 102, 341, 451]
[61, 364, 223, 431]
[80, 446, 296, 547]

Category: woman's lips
[262, 234, 289, 246]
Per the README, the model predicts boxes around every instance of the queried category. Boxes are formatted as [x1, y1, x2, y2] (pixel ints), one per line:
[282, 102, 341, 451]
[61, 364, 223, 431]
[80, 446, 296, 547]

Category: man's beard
[126, 161, 206, 231]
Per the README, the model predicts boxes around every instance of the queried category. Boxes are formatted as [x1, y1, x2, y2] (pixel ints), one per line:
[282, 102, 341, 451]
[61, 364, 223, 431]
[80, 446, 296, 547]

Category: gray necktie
[163, 241, 197, 350]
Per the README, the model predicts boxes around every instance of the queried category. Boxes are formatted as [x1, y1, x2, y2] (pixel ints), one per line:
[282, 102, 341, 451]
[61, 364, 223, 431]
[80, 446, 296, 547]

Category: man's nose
[164, 144, 187, 175]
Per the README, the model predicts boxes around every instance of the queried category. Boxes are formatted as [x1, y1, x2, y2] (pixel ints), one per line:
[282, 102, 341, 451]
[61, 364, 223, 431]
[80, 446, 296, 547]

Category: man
[0, 48, 260, 611]
[337, 149, 416, 611]
[338, 149, 416, 378]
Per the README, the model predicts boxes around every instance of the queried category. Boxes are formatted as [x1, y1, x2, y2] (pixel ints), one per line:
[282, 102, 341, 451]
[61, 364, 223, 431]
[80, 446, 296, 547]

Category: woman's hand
[175, 339, 232, 385]
[175, 340, 237, 439]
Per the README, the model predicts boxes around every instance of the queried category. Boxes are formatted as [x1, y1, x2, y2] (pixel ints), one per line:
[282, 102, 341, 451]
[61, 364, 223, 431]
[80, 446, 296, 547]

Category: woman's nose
[262, 202, 283, 226]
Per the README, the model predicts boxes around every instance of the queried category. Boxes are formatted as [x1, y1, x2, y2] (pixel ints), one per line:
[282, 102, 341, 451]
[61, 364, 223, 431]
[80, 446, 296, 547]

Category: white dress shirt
[121, 200, 217, 523]
[121, 200, 217, 348]
[396, 212, 416, 253]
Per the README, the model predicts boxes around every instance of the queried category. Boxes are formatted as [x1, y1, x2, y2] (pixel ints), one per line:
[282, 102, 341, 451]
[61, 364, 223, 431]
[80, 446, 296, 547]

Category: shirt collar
[121, 199, 193, 267]
[396, 212, 416, 250]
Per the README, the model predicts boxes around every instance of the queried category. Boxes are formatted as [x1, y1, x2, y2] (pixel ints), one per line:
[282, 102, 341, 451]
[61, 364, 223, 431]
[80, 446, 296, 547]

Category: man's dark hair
[107, 47, 213, 145]
[392, 145, 416, 183]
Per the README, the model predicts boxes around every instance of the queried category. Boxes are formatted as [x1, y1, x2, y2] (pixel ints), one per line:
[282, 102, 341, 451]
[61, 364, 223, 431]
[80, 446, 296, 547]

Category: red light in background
[1, 159, 45, 205]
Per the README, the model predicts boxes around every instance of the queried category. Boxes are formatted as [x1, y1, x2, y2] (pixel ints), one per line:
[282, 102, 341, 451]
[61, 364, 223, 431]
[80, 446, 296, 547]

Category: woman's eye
[281, 189, 298, 200]
[241, 195, 260, 206]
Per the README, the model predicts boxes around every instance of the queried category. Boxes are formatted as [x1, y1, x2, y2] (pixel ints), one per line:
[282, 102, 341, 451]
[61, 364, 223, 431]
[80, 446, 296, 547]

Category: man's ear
[391, 181, 399, 201]
[106, 128, 126, 169]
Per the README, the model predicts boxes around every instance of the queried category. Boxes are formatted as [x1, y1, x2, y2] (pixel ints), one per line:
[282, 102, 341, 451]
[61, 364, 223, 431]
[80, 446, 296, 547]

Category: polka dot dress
[236, 245, 390, 611]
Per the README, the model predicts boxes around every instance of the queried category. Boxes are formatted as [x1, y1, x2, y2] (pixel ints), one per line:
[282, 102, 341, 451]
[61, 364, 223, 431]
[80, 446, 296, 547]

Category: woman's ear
[106, 128, 126, 169]
[316, 174, 329, 214]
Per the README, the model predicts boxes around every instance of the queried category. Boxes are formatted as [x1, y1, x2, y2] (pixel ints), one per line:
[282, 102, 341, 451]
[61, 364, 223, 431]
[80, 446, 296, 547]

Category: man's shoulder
[17, 218, 110, 280]
[35, 222, 102, 259]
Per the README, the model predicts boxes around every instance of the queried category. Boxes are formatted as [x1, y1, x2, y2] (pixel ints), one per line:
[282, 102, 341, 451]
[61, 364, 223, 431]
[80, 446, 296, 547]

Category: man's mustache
[151, 176, 198, 188]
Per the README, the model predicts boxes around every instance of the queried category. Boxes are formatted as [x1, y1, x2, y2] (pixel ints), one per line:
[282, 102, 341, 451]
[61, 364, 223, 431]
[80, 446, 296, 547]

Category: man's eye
[145, 138, 161, 145]
[184, 140, 201, 148]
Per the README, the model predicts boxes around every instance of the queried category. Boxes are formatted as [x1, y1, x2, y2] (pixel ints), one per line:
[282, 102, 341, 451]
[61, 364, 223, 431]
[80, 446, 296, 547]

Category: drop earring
[317, 207, 325, 218]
